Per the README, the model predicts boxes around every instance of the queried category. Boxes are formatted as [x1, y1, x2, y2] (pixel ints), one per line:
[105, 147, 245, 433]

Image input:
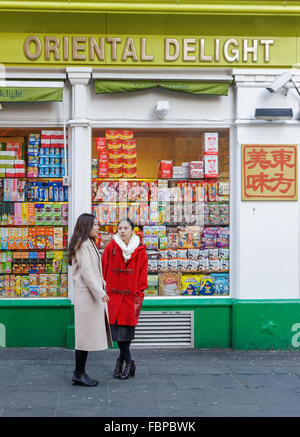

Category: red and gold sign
[242, 144, 297, 201]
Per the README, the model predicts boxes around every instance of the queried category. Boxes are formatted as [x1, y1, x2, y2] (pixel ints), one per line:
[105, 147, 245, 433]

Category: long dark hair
[68, 213, 96, 265]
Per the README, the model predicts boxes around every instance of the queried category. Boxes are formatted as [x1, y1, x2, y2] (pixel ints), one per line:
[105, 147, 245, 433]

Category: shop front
[0, 2, 300, 350]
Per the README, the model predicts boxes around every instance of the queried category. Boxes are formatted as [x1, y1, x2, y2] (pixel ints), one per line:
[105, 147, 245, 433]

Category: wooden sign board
[242, 144, 298, 201]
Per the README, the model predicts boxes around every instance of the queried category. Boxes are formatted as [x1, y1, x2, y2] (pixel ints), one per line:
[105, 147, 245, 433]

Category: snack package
[159, 272, 181, 296]
[159, 237, 168, 250]
[148, 259, 158, 273]
[220, 259, 229, 272]
[209, 259, 220, 272]
[158, 259, 168, 273]
[201, 227, 217, 249]
[198, 258, 209, 271]
[199, 275, 215, 295]
[219, 248, 229, 259]
[177, 249, 187, 259]
[199, 249, 209, 260]
[180, 274, 202, 296]
[105, 130, 120, 139]
[119, 130, 134, 140]
[187, 249, 199, 260]
[186, 259, 198, 272]
[211, 273, 229, 295]
[177, 258, 189, 272]
[208, 248, 219, 260]
[166, 258, 176, 271]
[168, 249, 177, 259]
[158, 249, 168, 259]
[54, 228, 63, 250]
[216, 227, 230, 248]
[208, 181, 219, 202]
[167, 233, 179, 249]
[145, 274, 158, 296]
[143, 236, 159, 250]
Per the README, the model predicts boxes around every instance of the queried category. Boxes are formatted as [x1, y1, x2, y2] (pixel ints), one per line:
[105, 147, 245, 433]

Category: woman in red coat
[101, 219, 148, 380]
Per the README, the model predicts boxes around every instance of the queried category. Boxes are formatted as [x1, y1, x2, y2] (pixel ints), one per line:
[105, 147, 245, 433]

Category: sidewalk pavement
[0, 347, 300, 418]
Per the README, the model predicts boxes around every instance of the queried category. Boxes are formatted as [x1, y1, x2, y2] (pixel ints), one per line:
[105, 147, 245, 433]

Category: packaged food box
[96, 137, 106, 151]
[204, 133, 218, 154]
[122, 139, 136, 149]
[159, 272, 181, 296]
[107, 139, 122, 149]
[105, 130, 120, 139]
[204, 154, 218, 178]
[158, 160, 173, 178]
[123, 168, 137, 178]
[119, 130, 134, 140]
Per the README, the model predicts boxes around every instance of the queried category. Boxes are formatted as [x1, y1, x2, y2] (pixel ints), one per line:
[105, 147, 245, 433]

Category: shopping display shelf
[92, 177, 229, 181]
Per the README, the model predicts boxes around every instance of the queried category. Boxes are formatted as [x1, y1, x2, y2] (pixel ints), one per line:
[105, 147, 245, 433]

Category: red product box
[158, 160, 173, 178]
[96, 137, 107, 152]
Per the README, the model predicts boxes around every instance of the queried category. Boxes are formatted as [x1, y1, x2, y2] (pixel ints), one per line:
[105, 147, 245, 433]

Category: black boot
[72, 372, 98, 386]
[114, 357, 124, 378]
[120, 360, 136, 380]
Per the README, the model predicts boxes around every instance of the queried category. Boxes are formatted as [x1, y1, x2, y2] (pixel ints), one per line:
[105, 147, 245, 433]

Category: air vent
[132, 311, 194, 348]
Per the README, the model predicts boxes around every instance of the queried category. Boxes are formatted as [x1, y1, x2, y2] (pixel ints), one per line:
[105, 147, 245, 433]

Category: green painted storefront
[1, 299, 300, 350]
[1, 1, 300, 350]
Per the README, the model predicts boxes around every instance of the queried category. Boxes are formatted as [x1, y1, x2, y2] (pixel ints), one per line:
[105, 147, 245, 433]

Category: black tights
[75, 349, 88, 376]
[117, 341, 132, 364]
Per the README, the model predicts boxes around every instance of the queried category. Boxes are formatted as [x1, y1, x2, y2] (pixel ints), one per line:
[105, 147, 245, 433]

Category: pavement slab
[0, 347, 300, 418]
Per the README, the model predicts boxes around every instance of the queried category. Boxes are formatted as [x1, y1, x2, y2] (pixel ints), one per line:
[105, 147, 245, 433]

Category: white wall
[0, 82, 72, 126]
[234, 83, 300, 299]
[87, 85, 234, 125]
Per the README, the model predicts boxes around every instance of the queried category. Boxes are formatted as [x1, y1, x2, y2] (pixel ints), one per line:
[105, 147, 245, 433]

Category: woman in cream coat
[68, 213, 112, 386]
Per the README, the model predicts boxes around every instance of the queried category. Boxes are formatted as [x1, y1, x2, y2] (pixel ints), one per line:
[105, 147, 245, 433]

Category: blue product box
[211, 273, 229, 295]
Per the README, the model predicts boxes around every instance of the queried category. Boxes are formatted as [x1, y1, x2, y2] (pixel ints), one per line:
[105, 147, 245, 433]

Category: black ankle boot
[114, 358, 124, 378]
[72, 372, 98, 386]
[120, 360, 136, 380]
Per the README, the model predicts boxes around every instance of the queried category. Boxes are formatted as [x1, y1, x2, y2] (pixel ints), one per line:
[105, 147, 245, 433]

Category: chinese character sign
[242, 144, 298, 201]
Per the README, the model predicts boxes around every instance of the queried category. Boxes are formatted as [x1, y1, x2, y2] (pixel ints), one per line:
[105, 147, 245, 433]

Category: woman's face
[90, 219, 99, 238]
[118, 221, 133, 244]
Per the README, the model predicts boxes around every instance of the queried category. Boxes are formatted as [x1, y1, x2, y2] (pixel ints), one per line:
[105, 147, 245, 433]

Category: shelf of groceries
[92, 130, 230, 298]
[0, 130, 69, 299]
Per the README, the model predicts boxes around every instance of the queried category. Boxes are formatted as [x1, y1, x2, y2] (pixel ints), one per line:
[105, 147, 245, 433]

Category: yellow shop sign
[23, 35, 275, 65]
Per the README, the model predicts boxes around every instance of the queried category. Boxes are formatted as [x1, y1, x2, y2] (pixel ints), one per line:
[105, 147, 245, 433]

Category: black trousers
[74, 349, 88, 376]
[117, 341, 132, 364]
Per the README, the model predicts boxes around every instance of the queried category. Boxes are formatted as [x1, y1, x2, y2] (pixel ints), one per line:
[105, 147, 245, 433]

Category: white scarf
[113, 233, 140, 262]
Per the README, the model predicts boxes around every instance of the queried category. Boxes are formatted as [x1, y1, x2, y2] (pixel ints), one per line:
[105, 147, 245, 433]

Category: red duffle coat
[101, 239, 148, 326]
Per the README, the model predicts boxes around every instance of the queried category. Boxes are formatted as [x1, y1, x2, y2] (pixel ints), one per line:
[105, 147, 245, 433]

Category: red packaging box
[158, 160, 173, 178]
[96, 137, 107, 152]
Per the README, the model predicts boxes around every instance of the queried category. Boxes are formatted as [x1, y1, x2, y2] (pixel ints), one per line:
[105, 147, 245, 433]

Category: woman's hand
[101, 295, 109, 303]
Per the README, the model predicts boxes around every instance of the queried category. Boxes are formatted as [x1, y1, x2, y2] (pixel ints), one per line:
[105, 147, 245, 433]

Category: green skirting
[1, 298, 300, 350]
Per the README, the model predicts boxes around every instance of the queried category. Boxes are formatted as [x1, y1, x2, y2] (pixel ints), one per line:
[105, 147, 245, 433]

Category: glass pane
[0, 127, 68, 299]
[92, 128, 229, 297]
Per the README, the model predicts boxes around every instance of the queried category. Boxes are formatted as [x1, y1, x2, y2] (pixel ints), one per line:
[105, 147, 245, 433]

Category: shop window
[92, 128, 229, 297]
[0, 128, 68, 298]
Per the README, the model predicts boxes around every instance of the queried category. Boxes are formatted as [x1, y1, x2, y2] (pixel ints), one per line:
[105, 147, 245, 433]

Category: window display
[92, 128, 229, 297]
[0, 129, 68, 298]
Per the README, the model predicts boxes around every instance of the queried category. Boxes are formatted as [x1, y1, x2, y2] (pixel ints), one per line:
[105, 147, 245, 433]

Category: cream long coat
[72, 238, 113, 351]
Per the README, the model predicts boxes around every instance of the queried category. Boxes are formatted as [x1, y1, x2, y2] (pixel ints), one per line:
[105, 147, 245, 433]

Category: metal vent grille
[132, 311, 194, 348]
